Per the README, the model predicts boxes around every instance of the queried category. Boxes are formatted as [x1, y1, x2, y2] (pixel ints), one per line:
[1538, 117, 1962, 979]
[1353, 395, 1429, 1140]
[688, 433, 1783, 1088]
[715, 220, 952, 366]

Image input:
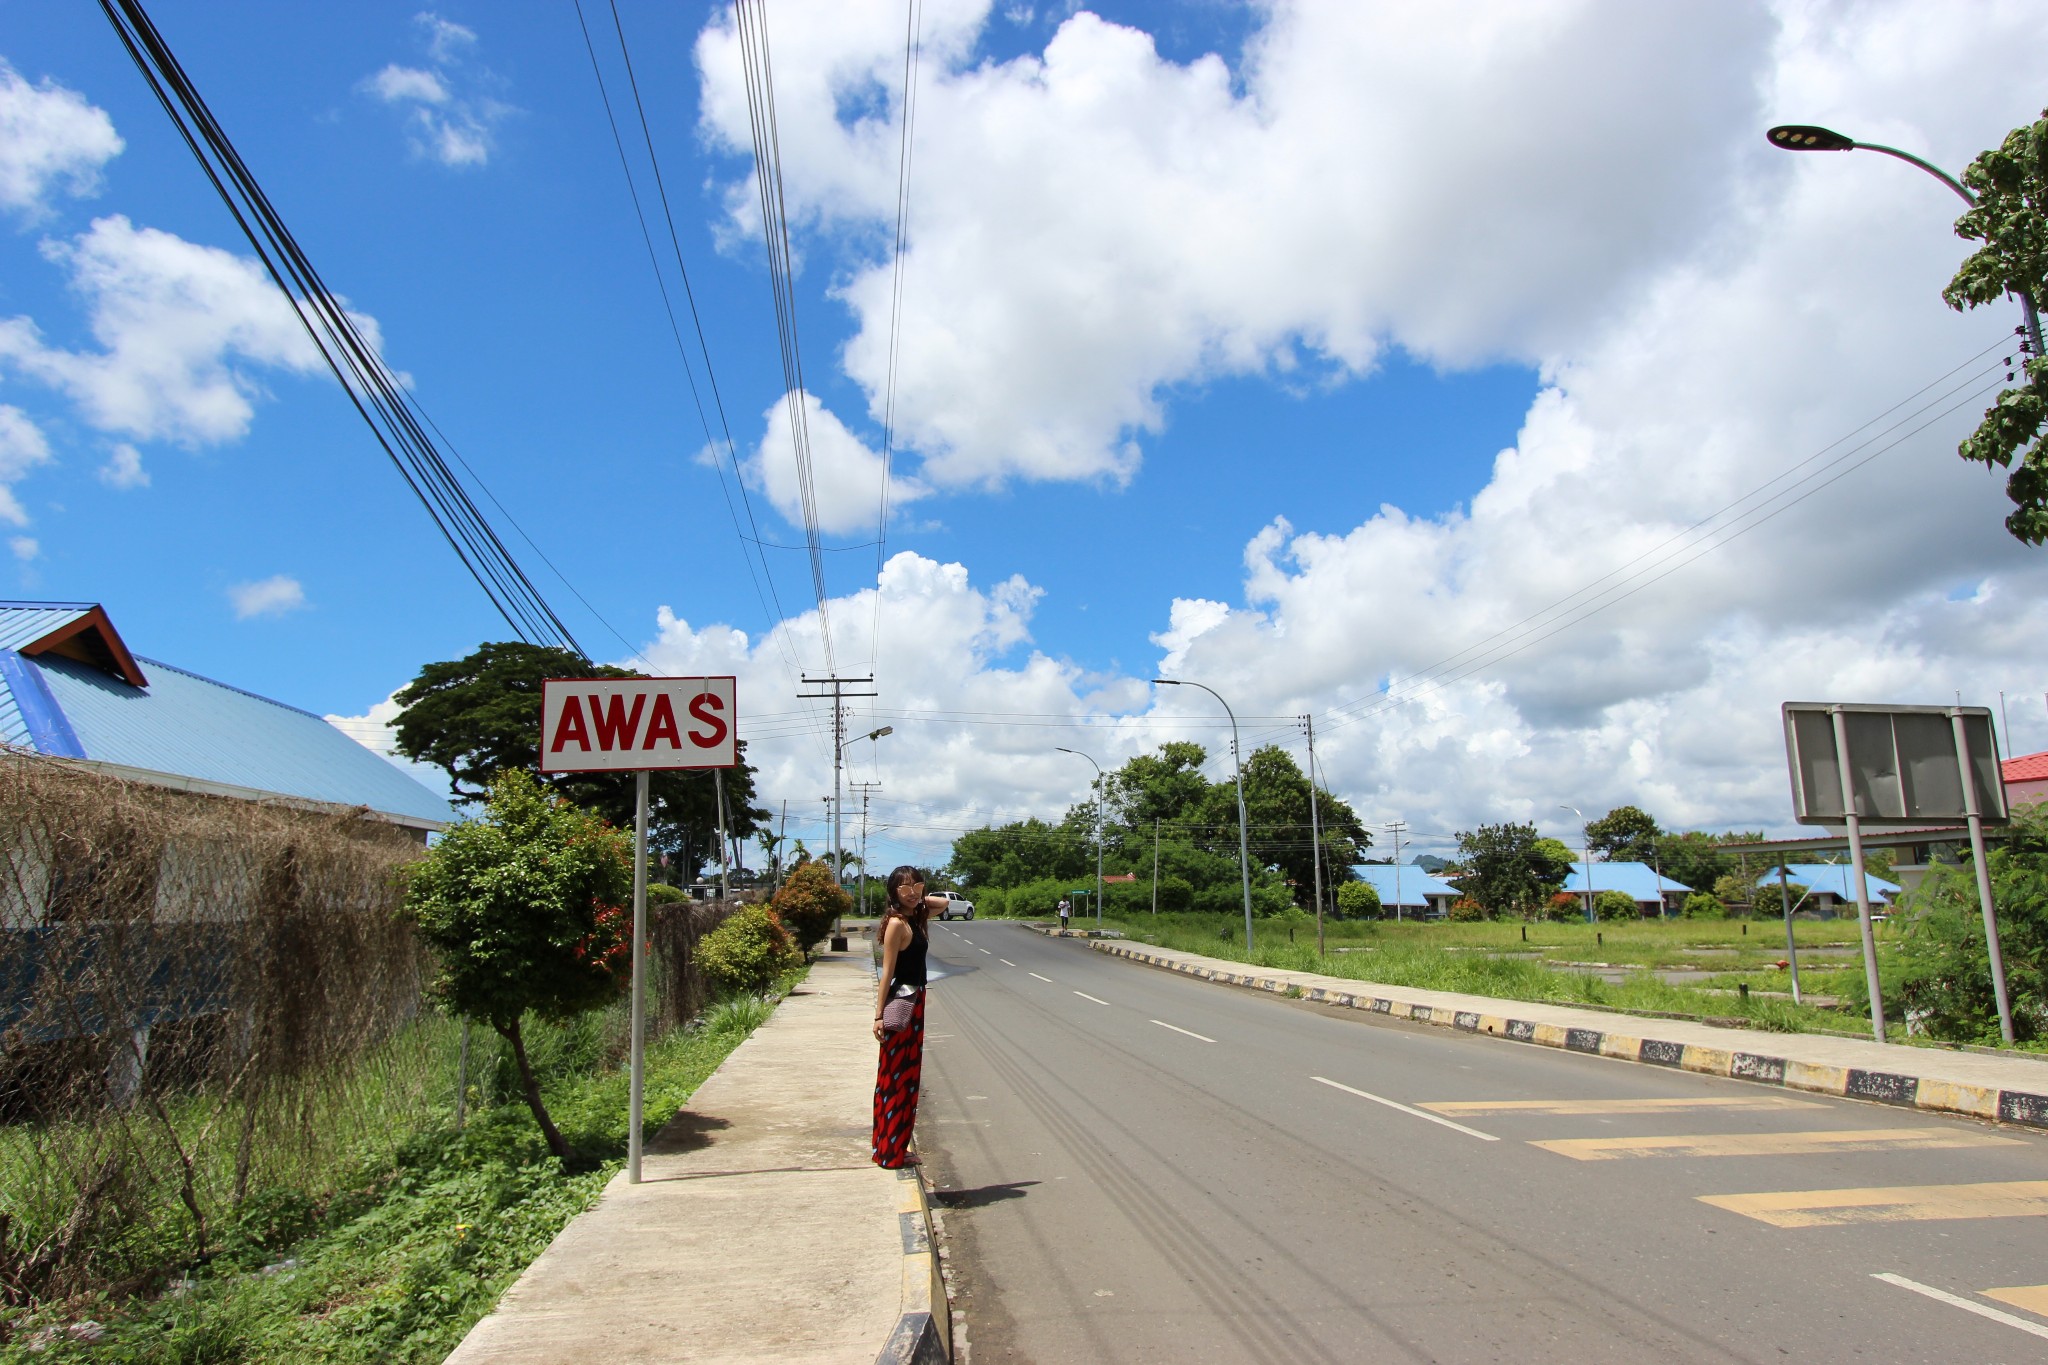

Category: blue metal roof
[1350, 863, 1459, 906]
[1756, 864, 1903, 902]
[0, 644, 451, 828]
[1560, 862, 1692, 899]
[0, 603, 95, 655]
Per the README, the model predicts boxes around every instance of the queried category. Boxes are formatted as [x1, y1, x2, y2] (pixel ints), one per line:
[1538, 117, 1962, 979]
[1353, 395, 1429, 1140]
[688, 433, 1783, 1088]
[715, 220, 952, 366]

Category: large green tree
[1192, 745, 1371, 906]
[406, 770, 632, 1164]
[1585, 805, 1661, 862]
[390, 641, 765, 877]
[1452, 822, 1573, 918]
[1945, 107, 2048, 542]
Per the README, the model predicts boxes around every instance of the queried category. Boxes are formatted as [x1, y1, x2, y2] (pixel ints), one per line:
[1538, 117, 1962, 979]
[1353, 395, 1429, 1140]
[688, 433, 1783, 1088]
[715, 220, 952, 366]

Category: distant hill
[1413, 855, 1451, 873]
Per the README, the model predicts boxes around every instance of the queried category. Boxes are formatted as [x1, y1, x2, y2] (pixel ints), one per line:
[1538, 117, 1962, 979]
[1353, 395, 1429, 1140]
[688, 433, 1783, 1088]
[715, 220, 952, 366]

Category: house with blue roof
[1561, 862, 1693, 917]
[0, 601, 451, 835]
[1350, 863, 1460, 918]
[1754, 864, 1902, 916]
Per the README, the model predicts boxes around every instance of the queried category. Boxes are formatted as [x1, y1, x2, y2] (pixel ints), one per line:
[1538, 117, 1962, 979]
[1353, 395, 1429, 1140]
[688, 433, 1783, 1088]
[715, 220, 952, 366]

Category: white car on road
[934, 891, 975, 920]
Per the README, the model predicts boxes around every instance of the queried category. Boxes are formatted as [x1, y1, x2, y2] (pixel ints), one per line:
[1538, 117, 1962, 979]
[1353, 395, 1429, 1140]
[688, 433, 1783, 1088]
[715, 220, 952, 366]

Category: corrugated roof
[6, 651, 451, 828]
[0, 603, 94, 654]
[2004, 750, 2048, 784]
[1561, 862, 1692, 899]
[1756, 864, 1903, 901]
[1349, 863, 1458, 905]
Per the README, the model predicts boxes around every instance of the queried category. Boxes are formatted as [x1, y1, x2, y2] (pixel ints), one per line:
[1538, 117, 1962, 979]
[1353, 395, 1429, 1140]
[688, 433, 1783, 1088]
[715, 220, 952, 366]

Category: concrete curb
[1092, 939, 2048, 1132]
[875, 1165, 949, 1365]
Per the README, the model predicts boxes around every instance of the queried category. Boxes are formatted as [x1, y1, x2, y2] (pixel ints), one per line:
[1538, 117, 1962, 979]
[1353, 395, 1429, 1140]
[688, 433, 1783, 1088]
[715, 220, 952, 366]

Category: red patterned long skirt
[872, 989, 926, 1168]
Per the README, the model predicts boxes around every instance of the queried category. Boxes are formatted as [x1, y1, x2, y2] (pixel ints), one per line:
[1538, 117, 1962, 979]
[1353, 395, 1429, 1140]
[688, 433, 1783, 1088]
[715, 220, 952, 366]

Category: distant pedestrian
[1057, 897, 1071, 933]
[873, 865, 943, 1169]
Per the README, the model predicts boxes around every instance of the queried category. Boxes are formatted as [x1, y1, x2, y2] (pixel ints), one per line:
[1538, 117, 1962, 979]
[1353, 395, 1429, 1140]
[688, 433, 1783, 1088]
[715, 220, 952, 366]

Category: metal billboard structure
[1781, 703, 2014, 1044]
[543, 676, 738, 1181]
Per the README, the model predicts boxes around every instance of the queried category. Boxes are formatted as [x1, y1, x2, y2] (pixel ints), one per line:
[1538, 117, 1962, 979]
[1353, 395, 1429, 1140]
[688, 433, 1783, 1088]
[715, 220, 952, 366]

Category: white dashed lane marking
[1150, 1020, 1215, 1043]
[1029, 973, 1053, 983]
[1311, 1076, 1500, 1142]
[1074, 991, 1110, 1006]
[978, 948, 992, 955]
[999, 959, 1016, 966]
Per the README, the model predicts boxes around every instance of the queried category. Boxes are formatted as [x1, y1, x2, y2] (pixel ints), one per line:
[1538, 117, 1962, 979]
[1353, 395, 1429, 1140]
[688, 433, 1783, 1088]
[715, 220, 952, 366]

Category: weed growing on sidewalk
[2, 979, 804, 1364]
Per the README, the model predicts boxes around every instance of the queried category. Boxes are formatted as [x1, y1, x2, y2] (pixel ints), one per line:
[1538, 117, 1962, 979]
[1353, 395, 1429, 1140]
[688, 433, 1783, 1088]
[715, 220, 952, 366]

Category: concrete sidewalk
[1083, 935, 2048, 1130]
[445, 946, 946, 1365]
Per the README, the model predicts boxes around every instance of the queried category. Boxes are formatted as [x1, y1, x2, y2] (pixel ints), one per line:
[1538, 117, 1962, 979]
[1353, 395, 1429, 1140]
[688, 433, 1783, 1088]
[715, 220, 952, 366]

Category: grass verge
[2, 975, 802, 1364]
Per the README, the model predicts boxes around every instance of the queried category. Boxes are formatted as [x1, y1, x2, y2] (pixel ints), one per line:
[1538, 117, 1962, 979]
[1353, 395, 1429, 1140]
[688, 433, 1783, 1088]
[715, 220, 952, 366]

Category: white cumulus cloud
[97, 443, 148, 489]
[746, 391, 930, 535]
[0, 405, 52, 527]
[0, 60, 122, 220]
[229, 574, 307, 620]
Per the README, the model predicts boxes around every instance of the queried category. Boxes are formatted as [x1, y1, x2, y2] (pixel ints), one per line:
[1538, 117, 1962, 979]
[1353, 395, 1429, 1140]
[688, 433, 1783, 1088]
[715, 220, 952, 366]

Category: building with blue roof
[1561, 862, 1693, 917]
[0, 601, 450, 832]
[1350, 863, 1460, 918]
[1754, 864, 1902, 915]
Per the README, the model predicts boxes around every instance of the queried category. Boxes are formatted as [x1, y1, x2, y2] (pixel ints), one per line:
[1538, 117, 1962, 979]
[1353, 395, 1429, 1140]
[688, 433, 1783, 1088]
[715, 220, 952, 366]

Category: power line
[100, 0, 585, 657]
[869, 0, 926, 678]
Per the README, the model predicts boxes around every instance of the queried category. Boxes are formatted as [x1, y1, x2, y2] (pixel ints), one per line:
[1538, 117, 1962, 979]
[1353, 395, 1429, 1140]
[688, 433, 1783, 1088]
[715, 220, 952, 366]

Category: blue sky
[4, 2, 2047, 871]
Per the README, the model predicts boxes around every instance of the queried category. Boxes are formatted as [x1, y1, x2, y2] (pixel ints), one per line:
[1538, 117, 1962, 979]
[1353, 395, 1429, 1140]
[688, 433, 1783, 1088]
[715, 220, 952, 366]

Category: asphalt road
[919, 920, 2048, 1364]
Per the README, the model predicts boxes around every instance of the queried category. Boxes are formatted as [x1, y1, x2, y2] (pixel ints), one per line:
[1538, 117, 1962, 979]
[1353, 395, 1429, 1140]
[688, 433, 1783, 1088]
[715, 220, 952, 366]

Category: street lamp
[1560, 804, 1594, 924]
[836, 725, 893, 879]
[1765, 123, 2045, 355]
[1154, 678, 1256, 950]
[1054, 748, 1106, 925]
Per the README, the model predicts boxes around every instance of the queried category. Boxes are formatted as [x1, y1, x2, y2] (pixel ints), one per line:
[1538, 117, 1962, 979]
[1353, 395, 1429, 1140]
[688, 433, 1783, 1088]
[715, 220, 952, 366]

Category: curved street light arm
[1154, 677, 1257, 948]
[1055, 747, 1106, 924]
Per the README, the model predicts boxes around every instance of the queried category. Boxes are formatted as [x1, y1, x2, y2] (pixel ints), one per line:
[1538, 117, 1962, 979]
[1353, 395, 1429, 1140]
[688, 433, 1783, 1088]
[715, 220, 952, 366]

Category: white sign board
[539, 677, 737, 773]
[1782, 702, 2005, 827]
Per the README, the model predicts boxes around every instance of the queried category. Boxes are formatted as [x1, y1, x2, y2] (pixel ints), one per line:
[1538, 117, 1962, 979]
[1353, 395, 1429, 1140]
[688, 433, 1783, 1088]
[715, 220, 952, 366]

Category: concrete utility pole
[798, 673, 877, 878]
[1561, 805, 1594, 923]
[1152, 817, 1160, 915]
[1386, 821, 1407, 922]
[714, 768, 731, 904]
[1055, 747, 1106, 924]
[1301, 714, 1326, 956]
[852, 780, 883, 917]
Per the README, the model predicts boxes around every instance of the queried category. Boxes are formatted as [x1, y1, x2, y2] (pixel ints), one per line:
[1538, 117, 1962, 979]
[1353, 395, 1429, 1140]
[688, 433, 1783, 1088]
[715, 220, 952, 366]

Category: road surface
[919, 921, 2048, 1363]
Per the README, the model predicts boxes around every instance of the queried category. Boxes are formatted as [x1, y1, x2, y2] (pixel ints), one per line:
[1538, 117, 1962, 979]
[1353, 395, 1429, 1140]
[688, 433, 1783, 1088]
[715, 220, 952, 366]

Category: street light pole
[1054, 747, 1105, 925]
[1561, 805, 1594, 923]
[835, 725, 893, 879]
[1155, 678, 1255, 951]
[1766, 124, 2045, 356]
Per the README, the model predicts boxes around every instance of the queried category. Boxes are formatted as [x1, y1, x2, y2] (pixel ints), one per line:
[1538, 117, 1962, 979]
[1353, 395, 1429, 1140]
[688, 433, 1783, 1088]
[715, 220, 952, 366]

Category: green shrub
[1336, 880, 1382, 919]
[1593, 889, 1638, 922]
[1682, 891, 1726, 920]
[698, 905, 801, 996]
[646, 881, 690, 905]
[1544, 892, 1583, 923]
[1155, 875, 1195, 913]
[771, 861, 852, 952]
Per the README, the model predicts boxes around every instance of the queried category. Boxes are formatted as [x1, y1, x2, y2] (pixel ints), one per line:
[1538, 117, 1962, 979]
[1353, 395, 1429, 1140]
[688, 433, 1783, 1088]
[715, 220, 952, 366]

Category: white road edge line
[1029, 973, 1054, 983]
[1311, 1076, 1500, 1142]
[1074, 991, 1110, 1006]
[1151, 1019, 1215, 1043]
[999, 959, 1016, 966]
[1872, 1273, 2048, 1341]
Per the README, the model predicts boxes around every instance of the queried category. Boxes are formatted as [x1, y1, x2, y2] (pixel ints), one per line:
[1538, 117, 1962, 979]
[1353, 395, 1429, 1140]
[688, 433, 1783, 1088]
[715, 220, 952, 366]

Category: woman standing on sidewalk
[873, 866, 943, 1169]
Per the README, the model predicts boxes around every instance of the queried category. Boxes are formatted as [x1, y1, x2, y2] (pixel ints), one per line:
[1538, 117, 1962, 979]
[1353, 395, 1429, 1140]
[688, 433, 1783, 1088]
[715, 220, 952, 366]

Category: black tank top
[889, 918, 927, 992]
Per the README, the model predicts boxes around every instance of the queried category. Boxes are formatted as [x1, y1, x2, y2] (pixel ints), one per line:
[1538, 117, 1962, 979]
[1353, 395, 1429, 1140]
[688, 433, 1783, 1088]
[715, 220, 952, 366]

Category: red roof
[2004, 750, 2048, 784]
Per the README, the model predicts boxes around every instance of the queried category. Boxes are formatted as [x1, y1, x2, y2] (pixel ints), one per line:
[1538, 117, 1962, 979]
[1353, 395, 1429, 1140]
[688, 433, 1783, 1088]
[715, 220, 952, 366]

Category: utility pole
[1301, 714, 1326, 955]
[714, 768, 731, 904]
[852, 780, 883, 916]
[798, 673, 877, 879]
[1151, 817, 1160, 915]
[1386, 820, 1407, 922]
[776, 799, 788, 891]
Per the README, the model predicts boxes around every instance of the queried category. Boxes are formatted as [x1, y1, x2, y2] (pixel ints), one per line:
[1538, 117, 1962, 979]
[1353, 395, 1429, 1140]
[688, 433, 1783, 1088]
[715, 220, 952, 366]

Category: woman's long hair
[882, 865, 928, 929]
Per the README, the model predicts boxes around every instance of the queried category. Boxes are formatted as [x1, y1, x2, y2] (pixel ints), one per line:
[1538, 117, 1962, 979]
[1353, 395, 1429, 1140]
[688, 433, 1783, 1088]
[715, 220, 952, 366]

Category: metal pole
[1152, 817, 1160, 915]
[1054, 748, 1105, 924]
[1153, 678, 1254, 947]
[1953, 709, 2015, 1043]
[1779, 865, 1802, 1006]
[1830, 708, 1887, 1043]
[1562, 805, 1591, 922]
[1391, 822, 1404, 922]
[455, 1021, 469, 1132]
[1303, 714, 1325, 956]
[776, 799, 788, 891]
[714, 768, 731, 905]
[629, 769, 649, 1181]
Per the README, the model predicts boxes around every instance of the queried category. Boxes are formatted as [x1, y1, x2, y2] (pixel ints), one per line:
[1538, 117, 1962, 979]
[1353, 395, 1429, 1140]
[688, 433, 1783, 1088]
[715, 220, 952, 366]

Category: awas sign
[539, 677, 737, 773]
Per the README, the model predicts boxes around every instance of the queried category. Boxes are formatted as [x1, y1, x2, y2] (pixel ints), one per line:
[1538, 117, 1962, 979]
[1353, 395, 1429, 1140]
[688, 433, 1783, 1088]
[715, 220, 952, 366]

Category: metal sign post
[1782, 702, 2010, 1047]
[541, 676, 738, 1184]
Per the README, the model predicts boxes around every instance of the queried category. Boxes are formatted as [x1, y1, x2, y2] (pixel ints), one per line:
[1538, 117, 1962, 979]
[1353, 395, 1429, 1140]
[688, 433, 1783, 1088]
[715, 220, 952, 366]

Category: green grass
[1, 977, 803, 1364]
[1100, 913, 1872, 1035]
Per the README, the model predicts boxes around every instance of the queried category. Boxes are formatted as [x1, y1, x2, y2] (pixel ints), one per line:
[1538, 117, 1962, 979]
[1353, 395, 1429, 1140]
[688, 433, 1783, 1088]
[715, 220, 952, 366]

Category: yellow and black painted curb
[875, 1164, 949, 1365]
[1094, 940, 2048, 1132]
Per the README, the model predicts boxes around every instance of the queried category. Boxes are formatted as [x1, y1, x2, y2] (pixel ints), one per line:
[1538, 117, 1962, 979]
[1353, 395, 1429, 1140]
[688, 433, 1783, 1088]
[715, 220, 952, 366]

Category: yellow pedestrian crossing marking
[1423, 1096, 1824, 1117]
[1536, 1127, 2022, 1161]
[1699, 1180, 2048, 1228]
[1983, 1284, 2048, 1316]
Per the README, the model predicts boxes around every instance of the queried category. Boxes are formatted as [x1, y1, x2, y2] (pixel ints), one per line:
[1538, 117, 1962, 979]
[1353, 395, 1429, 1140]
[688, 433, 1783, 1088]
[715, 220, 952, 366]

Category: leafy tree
[1586, 805, 1662, 862]
[1532, 836, 1577, 868]
[406, 770, 632, 1165]
[1203, 745, 1371, 906]
[1683, 891, 1726, 920]
[1712, 873, 1753, 911]
[1101, 741, 1213, 827]
[1945, 108, 2048, 542]
[772, 861, 851, 954]
[391, 641, 766, 877]
[1654, 831, 1735, 898]
[947, 816, 1091, 888]
[1453, 823, 1573, 918]
[1593, 888, 1639, 922]
[1336, 880, 1381, 919]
